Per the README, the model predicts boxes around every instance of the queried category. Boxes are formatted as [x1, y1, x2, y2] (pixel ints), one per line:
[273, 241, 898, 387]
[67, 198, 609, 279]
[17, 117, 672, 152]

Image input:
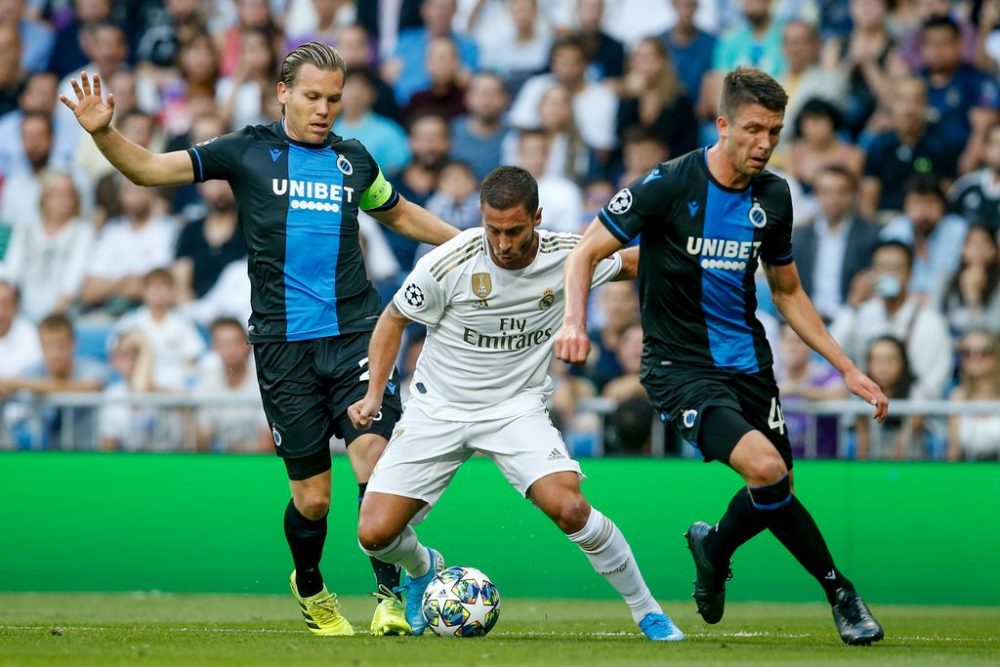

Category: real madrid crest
[538, 288, 555, 310]
[748, 200, 767, 228]
[336, 154, 353, 175]
[471, 272, 492, 299]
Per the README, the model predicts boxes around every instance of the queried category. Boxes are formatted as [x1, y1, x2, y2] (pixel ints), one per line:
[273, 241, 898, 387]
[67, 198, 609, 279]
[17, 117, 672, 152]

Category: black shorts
[642, 364, 793, 469]
[253, 331, 403, 481]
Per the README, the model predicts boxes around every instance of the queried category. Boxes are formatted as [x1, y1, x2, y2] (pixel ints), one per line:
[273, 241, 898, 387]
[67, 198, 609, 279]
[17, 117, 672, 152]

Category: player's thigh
[734, 371, 794, 471]
[366, 403, 472, 517]
[473, 406, 583, 499]
[253, 341, 335, 481]
[315, 332, 404, 447]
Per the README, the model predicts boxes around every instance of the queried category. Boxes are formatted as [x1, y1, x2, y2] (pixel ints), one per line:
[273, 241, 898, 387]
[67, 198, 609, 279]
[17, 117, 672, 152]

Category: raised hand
[58, 71, 115, 135]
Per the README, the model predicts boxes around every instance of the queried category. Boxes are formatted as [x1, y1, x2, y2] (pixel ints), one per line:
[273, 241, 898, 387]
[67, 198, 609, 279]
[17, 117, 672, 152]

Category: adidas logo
[824, 570, 837, 581]
[547, 448, 566, 461]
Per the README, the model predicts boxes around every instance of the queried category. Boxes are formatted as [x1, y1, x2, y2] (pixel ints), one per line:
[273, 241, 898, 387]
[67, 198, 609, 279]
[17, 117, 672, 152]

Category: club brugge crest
[538, 288, 555, 310]
[472, 272, 492, 299]
[748, 201, 767, 228]
[336, 154, 353, 175]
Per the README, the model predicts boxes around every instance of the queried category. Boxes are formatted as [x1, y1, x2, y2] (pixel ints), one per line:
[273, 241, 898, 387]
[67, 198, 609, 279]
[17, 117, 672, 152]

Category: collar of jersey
[700, 146, 753, 194]
[277, 119, 337, 150]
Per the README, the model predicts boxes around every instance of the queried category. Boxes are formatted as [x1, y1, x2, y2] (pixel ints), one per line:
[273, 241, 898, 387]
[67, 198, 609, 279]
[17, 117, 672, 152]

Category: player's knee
[357, 514, 400, 551]
[547, 495, 591, 534]
[746, 452, 788, 487]
[295, 493, 330, 521]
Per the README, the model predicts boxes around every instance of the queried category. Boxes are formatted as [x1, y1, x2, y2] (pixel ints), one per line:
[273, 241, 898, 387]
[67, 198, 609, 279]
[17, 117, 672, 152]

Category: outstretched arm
[765, 260, 889, 422]
[59, 71, 194, 186]
[554, 219, 624, 364]
[347, 302, 413, 430]
[368, 195, 459, 246]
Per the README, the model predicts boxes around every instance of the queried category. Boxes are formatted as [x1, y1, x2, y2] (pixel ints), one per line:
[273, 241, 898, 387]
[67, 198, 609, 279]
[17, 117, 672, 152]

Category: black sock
[704, 486, 768, 569]
[359, 482, 401, 592]
[748, 476, 855, 604]
[284, 499, 327, 598]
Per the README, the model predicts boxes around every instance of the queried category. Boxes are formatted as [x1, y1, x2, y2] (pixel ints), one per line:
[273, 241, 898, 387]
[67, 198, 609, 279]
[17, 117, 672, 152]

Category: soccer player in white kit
[348, 167, 684, 641]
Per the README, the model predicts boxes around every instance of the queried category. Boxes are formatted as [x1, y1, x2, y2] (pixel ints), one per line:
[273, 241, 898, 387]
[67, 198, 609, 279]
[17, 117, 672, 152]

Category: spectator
[193, 317, 270, 453]
[159, 31, 220, 137]
[0, 280, 41, 379]
[617, 126, 668, 187]
[1, 313, 106, 450]
[356, 0, 423, 62]
[0, 24, 24, 118]
[505, 82, 591, 181]
[509, 35, 619, 160]
[601, 322, 653, 456]
[0, 0, 53, 74]
[98, 329, 182, 452]
[422, 160, 479, 233]
[285, 0, 355, 52]
[383, 0, 478, 106]
[881, 174, 968, 297]
[775, 323, 847, 459]
[81, 178, 177, 317]
[449, 72, 510, 181]
[948, 329, 1000, 461]
[935, 225, 1000, 336]
[898, 0, 978, 71]
[217, 28, 279, 130]
[401, 36, 468, 123]
[133, 0, 204, 70]
[860, 77, 955, 221]
[855, 335, 924, 459]
[573, 0, 626, 85]
[333, 67, 411, 175]
[787, 98, 864, 192]
[337, 23, 401, 122]
[0, 172, 94, 321]
[115, 268, 206, 390]
[476, 0, 552, 94]
[215, 0, 280, 78]
[831, 240, 953, 400]
[700, 0, 787, 123]
[616, 36, 699, 161]
[182, 258, 251, 328]
[918, 15, 1000, 174]
[778, 20, 848, 145]
[793, 165, 880, 321]
[46, 0, 114, 79]
[834, 0, 898, 139]
[657, 0, 716, 110]
[0, 111, 91, 229]
[385, 111, 450, 269]
[978, 0, 1000, 74]
[0, 72, 64, 178]
[949, 121, 1000, 235]
[173, 178, 246, 303]
[577, 279, 640, 391]
[515, 128, 583, 234]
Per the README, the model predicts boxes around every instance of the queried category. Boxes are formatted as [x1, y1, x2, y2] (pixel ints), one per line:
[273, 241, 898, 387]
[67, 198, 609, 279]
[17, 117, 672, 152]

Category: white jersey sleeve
[592, 252, 623, 288]
[393, 256, 449, 327]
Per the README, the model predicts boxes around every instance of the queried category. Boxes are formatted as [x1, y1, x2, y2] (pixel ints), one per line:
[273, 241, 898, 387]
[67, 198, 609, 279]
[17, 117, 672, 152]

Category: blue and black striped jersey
[187, 120, 398, 343]
[599, 148, 794, 374]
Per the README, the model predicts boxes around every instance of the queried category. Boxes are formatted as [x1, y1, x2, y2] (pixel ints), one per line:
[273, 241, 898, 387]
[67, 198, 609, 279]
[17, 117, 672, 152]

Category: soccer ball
[421, 566, 501, 637]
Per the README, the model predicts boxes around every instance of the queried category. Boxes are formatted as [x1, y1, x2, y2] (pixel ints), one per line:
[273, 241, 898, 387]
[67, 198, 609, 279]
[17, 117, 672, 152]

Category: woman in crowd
[786, 98, 865, 193]
[855, 336, 925, 459]
[936, 225, 1000, 336]
[217, 27, 279, 130]
[948, 329, 1000, 461]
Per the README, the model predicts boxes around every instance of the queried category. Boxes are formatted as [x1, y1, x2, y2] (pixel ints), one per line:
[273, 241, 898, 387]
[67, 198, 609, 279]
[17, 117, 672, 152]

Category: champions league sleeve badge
[608, 188, 633, 215]
[404, 283, 425, 308]
[748, 200, 767, 228]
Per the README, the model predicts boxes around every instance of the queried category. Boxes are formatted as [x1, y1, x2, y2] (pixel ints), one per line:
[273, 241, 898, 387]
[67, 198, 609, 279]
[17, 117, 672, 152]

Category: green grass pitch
[1, 594, 997, 666]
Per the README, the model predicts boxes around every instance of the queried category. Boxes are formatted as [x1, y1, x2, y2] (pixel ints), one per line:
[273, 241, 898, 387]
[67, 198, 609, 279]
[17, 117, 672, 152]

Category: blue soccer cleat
[395, 547, 444, 636]
[639, 612, 685, 641]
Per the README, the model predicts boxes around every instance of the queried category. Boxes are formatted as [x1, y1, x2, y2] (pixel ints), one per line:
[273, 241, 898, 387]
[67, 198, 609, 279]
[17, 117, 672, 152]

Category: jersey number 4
[768, 397, 786, 435]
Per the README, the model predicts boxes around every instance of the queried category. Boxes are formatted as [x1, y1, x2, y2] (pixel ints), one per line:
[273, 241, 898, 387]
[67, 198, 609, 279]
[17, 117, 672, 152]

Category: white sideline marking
[0, 625, 994, 642]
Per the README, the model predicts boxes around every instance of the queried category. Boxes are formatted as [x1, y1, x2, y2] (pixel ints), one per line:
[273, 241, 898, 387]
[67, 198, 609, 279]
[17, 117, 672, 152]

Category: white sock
[360, 525, 431, 578]
[568, 507, 663, 624]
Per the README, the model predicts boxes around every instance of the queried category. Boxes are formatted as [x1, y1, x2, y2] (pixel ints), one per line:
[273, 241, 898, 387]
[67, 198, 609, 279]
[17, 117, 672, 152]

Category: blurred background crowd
[0, 0, 997, 460]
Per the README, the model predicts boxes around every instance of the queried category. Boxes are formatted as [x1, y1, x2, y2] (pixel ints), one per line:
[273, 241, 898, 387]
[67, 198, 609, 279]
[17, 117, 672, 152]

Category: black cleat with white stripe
[832, 587, 884, 646]
[684, 521, 731, 624]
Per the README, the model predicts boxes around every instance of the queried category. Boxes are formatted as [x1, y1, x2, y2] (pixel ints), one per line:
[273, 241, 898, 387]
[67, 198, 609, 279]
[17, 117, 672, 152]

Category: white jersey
[393, 228, 622, 421]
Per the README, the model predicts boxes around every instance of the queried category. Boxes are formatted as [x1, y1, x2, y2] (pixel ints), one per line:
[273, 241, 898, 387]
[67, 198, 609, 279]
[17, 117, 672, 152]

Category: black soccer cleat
[831, 588, 884, 646]
[684, 521, 731, 624]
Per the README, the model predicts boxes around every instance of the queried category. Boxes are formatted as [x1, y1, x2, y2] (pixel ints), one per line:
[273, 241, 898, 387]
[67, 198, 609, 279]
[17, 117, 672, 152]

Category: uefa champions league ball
[421, 566, 501, 637]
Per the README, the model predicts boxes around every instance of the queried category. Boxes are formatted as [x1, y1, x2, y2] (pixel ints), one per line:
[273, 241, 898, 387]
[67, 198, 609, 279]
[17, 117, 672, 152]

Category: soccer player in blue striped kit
[555, 68, 886, 645]
[61, 42, 458, 636]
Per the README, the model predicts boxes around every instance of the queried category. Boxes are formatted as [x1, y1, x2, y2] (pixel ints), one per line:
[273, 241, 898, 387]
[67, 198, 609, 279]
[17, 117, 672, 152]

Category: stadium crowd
[0, 0, 997, 460]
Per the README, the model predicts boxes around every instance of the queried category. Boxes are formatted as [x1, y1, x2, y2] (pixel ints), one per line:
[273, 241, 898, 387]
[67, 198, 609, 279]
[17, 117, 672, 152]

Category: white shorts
[366, 401, 582, 517]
